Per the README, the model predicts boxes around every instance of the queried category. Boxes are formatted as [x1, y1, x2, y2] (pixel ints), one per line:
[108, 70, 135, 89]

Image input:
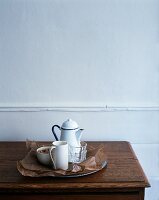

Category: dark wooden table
[0, 141, 150, 200]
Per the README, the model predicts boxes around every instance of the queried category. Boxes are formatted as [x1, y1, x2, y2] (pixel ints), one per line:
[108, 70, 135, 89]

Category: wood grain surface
[0, 141, 150, 200]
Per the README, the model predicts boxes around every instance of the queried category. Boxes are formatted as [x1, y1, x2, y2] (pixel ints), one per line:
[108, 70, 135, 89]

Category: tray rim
[54, 160, 107, 178]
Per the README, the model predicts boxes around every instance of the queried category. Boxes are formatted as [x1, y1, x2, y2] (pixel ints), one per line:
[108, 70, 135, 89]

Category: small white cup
[36, 146, 52, 166]
[50, 141, 68, 170]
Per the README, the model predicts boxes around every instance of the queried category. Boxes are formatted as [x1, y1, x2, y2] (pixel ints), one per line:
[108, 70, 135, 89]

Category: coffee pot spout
[75, 129, 84, 146]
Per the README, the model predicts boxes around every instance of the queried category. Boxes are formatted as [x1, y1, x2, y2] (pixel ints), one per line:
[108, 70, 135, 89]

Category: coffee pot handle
[52, 125, 61, 141]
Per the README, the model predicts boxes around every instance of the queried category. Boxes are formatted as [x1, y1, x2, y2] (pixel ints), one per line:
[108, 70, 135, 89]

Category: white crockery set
[36, 119, 87, 170]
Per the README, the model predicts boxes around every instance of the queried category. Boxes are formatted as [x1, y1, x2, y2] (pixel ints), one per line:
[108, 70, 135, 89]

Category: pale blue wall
[0, 0, 158, 106]
[0, 0, 159, 199]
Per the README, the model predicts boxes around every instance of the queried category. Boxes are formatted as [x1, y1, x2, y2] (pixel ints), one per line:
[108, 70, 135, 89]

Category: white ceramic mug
[50, 141, 68, 170]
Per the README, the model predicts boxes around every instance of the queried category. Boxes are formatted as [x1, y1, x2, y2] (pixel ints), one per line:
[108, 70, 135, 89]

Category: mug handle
[52, 125, 60, 141]
[49, 146, 56, 169]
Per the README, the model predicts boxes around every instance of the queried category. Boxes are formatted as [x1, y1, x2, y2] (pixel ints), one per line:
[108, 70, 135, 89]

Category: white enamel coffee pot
[52, 119, 83, 147]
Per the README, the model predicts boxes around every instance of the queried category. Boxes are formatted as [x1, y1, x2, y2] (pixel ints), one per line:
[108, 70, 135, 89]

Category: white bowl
[36, 146, 52, 166]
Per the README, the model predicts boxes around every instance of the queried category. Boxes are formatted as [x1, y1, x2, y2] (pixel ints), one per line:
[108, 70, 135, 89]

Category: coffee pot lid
[61, 119, 79, 130]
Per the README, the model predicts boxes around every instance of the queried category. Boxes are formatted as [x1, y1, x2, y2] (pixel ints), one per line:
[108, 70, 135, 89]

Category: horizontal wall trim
[0, 105, 159, 112]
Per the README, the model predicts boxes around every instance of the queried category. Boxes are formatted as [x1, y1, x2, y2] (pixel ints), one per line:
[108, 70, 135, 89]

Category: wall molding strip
[0, 105, 159, 112]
